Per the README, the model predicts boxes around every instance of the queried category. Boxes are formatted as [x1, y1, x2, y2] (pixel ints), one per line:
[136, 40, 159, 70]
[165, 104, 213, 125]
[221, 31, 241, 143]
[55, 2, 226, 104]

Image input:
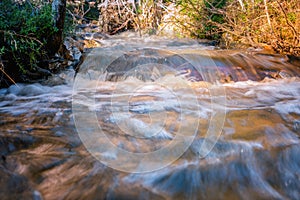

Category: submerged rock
[0, 167, 34, 200]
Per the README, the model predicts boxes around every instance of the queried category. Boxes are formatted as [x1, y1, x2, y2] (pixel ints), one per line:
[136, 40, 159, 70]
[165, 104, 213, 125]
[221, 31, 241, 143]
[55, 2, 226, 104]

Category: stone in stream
[78, 46, 300, 83]
[0, 167, 34, 199]
[104, 48, 204, 82]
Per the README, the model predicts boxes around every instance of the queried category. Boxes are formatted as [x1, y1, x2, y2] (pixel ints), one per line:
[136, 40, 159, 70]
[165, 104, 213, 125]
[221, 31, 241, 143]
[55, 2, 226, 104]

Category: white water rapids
[0, 34, 300, 199]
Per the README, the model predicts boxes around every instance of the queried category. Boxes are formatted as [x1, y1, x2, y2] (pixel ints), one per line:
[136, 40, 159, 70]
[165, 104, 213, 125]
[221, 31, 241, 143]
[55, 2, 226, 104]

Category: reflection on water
[0, 35, 300, 199]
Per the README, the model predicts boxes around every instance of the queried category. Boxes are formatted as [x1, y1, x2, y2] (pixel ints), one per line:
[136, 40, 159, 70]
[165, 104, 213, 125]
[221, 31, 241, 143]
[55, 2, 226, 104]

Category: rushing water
[1, 34, 300, 200]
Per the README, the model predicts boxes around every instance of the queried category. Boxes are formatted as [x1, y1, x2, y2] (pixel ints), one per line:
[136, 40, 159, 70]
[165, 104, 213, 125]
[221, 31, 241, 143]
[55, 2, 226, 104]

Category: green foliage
[0, 0, 58, 73]
[171, 0, 226, 39]
[171, 0, 299, 55]
[202, 0, 226, 39]
[0, 46, 4, 55]
[64, 11, 76, 37]
[217, 0, 300, 55]
[287, 12, 296, 23]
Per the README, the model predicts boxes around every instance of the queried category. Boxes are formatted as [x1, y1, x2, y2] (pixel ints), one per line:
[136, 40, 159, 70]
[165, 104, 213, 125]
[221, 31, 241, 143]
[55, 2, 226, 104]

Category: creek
[0, 34, 300, 200]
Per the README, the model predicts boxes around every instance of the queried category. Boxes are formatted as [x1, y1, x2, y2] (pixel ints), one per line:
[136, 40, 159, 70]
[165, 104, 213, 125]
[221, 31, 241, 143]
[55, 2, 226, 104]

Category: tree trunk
[48, 0, 67, 56]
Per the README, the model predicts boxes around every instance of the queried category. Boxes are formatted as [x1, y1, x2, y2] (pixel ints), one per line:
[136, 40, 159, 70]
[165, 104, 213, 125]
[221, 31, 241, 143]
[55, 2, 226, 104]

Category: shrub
[0, 0, 58, 72]
[158, 0, 226, 39]
[0, 0, 73, 86]
[160, 0, 299, 55]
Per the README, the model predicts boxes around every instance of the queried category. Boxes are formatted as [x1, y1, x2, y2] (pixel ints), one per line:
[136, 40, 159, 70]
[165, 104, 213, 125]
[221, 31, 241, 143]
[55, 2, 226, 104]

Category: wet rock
[0, 134, 35, 155]
[93, 32, 109, 40]
[43, 75, 66, 86]
[33, 190, 43, 200]
[7, 85, 22, 95]
[104, 49, 203, 82]
[0, 167, 33, 200]
[75, 32, 108, 48]
[278, 70, 293, 79]
[83, 39, 102, 48]
[293, 120, 300, 132]
[64, 37, 84, 61]
[76, 24, 99, 33]
[18, 84, 49, 96]
[54, 131, 64, 137]
[287, 54, 300, 67]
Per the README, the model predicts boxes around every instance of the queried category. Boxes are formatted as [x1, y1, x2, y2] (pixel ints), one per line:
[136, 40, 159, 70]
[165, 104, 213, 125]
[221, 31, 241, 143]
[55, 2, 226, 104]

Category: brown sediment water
[0, 34, 299, 199]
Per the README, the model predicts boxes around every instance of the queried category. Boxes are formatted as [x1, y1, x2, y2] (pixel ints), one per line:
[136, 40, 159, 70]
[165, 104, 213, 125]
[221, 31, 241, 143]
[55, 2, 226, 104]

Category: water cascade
[1, 34, 300, 199]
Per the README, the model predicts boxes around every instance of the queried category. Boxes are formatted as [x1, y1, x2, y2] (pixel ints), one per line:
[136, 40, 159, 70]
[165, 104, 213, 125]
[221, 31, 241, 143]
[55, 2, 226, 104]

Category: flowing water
[1, 34, 300, 200]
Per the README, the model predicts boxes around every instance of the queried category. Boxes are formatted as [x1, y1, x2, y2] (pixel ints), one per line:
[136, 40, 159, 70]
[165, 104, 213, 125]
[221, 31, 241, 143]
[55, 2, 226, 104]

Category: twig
[0, 61, 19, 87]
[0, 30, 44, 46]
[263, 0, 274, 34]
[111, 18, 131, 34]
[275, 0, 299, 46]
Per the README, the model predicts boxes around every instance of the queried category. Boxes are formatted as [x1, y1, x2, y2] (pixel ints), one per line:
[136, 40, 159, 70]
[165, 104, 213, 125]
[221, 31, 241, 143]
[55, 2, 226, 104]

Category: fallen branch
[0, 60, 19, 87]
[111, 18, 131, 34]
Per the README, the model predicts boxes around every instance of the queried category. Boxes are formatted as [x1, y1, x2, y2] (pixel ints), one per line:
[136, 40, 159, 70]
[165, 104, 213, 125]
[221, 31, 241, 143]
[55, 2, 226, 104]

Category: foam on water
[1, 36, 300, 199]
